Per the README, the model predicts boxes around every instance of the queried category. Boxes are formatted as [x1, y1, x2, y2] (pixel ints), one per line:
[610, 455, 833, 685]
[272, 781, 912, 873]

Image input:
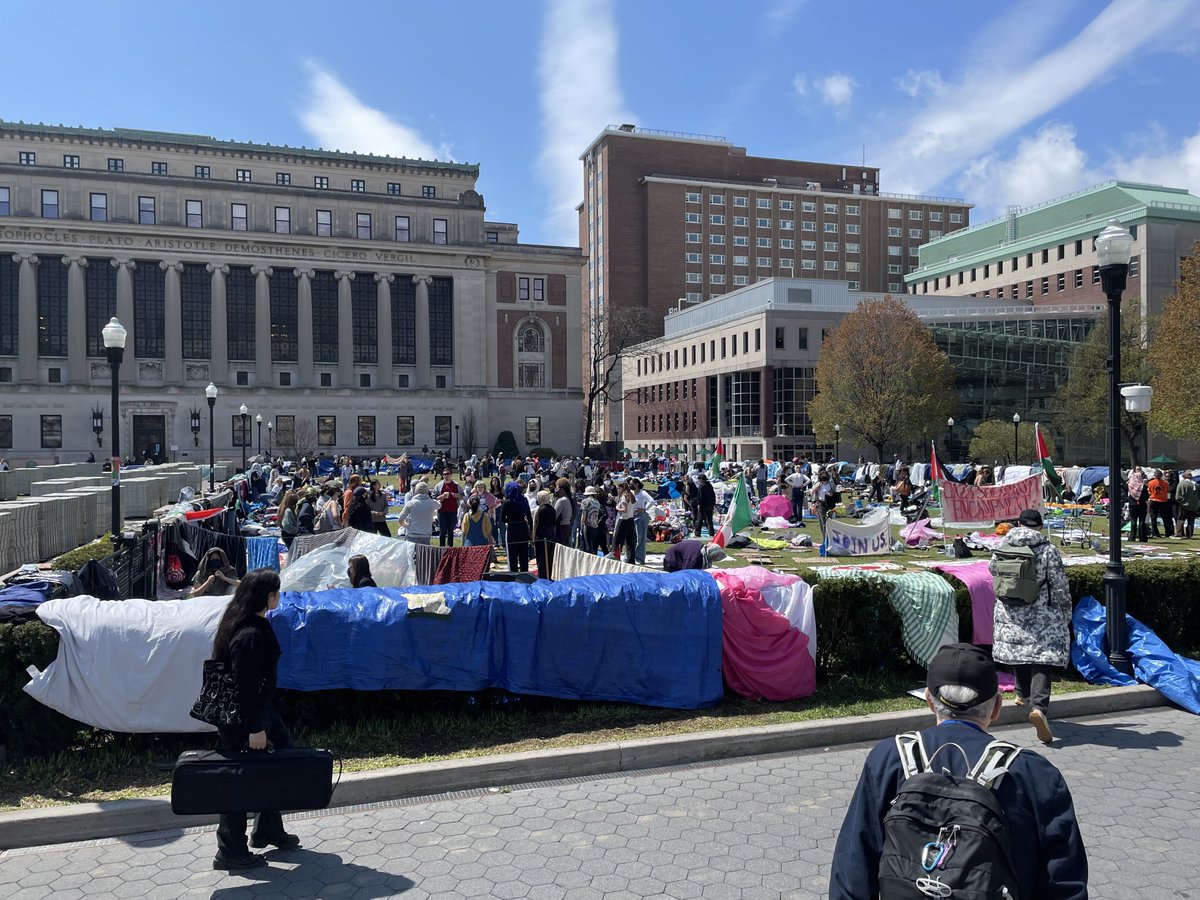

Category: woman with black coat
[209, 569, 299, 870]
[500, 480, 534, 573]
[533, 490, 559, 579]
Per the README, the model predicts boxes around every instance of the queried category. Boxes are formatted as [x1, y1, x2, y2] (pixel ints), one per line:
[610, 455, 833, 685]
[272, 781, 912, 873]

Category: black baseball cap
[926, 643, 997, 710]
[1018, 508, 1044, 528]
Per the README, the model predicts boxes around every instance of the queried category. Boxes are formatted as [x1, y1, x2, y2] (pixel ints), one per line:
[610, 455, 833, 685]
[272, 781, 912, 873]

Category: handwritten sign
[825, 508, 891, 556]
[939, 475, 1043, 528]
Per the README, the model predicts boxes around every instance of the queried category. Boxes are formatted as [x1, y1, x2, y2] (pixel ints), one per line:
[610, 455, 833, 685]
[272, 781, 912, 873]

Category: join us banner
[825, 508, 892, 556]
[938, 475, 1043, 528]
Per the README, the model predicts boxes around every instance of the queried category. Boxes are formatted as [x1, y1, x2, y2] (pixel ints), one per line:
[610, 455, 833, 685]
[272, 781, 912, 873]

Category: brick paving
[1, 705, 1196, 898]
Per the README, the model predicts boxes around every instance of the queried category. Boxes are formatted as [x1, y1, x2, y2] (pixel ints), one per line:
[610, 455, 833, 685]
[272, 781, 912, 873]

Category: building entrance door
[133, 414, 166, 464]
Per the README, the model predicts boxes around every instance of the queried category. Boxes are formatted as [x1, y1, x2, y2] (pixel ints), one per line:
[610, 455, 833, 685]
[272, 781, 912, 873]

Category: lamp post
[189, 408, 202, 447]
[205, 383, 218, 491]
[256, 414, 263, 456]
[455, 423, 460, 461]
[834, 424, 841, 463]
[1012, 413, 1021, 465]
[1097, 218, 1135, 675]
[946, 417, 955, 460]
[91, 407, 105, 447]
[239, 404, 249, 473]
[267, 421, 273, 457]
[101, 318, 126, 538]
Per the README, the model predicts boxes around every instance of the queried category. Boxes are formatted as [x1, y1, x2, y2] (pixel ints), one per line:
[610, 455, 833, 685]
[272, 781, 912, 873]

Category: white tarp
[24, 595, 227, 733]
[279, 531, 416, 592]
[825, 507, 892, 556]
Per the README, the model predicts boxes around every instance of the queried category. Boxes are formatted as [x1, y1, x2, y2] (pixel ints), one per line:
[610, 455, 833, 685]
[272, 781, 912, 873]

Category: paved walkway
[1, 706, 1196, 898]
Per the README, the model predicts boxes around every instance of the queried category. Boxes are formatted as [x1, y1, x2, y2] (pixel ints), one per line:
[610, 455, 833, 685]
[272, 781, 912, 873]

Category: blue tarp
[270, 571, 725, 709]
[1071, 595, 1200, 714]
[1079, 466, 1109, 488]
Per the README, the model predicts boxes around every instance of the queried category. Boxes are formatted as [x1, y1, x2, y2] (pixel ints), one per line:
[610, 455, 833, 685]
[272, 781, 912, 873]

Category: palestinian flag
[710, 474, 752, 548]
[930, 441, 945, 482]
[1036, 422, 1063, 496]
[709, 438, 725, 480]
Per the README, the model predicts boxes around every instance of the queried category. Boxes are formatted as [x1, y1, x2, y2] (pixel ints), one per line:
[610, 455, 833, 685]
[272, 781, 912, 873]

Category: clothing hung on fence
[550, 544, 648, 580]
[433, 546, 493, 584]
[934, 560, 997, 645]
[288, 528, 351, 563]
[246, 536, 281, 572]
[413, 543, 448, 586]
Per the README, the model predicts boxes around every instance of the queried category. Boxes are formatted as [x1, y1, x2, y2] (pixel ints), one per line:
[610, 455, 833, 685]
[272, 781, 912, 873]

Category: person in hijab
[1127, 466, 1148, 542]
[533, 489, 558, 579]
[501, 480, 534, 573]
[190, 548, 239, 598]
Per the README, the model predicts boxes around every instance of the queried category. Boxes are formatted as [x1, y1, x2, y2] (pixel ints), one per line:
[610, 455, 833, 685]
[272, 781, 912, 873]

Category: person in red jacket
[435, 468, 460, 547]
[1147, 469, 1174, 538]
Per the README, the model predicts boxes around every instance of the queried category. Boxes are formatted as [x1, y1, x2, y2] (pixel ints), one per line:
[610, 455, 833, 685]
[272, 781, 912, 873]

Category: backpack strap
[968, 740, 1022, 789]
[894, 731, 929, 781]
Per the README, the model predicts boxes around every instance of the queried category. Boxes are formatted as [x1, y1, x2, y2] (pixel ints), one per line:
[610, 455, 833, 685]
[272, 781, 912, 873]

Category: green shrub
[528, 447, 558, 459]
[50, 535, 114, 572]
[0, 622, 84, 758]
[803, 572, 904, 675]
[1066, 559, 1200, 655]
[493, 430, 519, 458]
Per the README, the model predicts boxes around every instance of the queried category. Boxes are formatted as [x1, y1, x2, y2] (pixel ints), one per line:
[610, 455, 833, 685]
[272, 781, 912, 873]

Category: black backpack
[879, 731, 1023, 899]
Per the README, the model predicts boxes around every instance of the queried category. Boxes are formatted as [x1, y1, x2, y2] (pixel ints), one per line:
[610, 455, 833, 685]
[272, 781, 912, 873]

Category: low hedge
[4, 559, 1199, 761]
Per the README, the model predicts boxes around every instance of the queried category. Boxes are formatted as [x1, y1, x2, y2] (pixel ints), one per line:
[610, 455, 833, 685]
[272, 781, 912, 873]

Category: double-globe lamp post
[205, 383, 218, 492]
[101, 318, 127, 539]
[239, 404, 249, 473]
[1012, 413, 1021, 464]
[1097, 219, 1136, 675]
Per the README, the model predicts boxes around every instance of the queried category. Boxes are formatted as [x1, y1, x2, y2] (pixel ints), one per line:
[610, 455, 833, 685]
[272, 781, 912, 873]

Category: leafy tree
[1055, 300, 1149, 465]
[968, 420, 1056, 466]
[808, 296, 956, 463]
[1149, 243, 1200, 440]
[493, 430, 519, 458]
[582, 306, 662, 453]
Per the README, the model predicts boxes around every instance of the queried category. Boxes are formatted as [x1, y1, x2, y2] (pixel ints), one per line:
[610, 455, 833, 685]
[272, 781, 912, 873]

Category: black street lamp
[1012, 413, 1021, 465]
[1097, 219, 1135, 676]
[101, 317, 127, 538]
[946, 416, 955, 460]
[91, 407, 105, 447]
[205, 382, 218, 491]
[267, 421, 273, 457]
[455, 423, 460, 461]
[256, 414, 263, 456]
[189, 407, 202, 447]
[834, 424, 841, 463]
[239, 403, 249, 473]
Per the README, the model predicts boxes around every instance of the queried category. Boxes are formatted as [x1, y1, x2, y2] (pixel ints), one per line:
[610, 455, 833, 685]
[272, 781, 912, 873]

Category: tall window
[396, 416, 414, 446]
[433, 218, 447, 244]
[0, 415, 11, 449]
[0, 186, 8, 216]
[36, 255, 68, 356]
[133, 261, 164, 358]
[40, 415, 62, 449]
[41, 189, 59, 218]
[429, 276, 453, 366]
[391, 274, 416, 365]
[274, 415, 295, 451]
[0, 255, 19, 355]
[270, 269, 298, 362]
[180, 264, 211, 359]
[311, 271, 338, 363]
[186, 199, 202, 227]
[434, 415, 451, 445]
[316, 209, 331, 236]
[232, 415, 251, 447]
[84, 258, 117, 357]
[317, 416, 336, 447]
[395, 215, 410, 242]
[516, 320, 546, 388]
[138, 196, 156, 224]
[226, 267, 256, 361]
[274, 206, 290, 234]
[231, 202, 248, 231]
[89, 192, 107, 221]
[351, 276, 377, 363]
[356, 212, 372, 239]
[357, 416, 376, 446]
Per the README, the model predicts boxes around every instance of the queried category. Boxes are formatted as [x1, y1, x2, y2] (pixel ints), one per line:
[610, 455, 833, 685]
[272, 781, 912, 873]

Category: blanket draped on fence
[246, 535, 281, 572]
[933, 560, 996, 645]
[551, 544, 649, 580]
[433, 546, 493, 584]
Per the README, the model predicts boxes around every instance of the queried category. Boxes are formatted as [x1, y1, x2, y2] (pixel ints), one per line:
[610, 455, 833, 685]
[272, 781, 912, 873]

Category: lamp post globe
[238, 404, 249, 473]
[946, 417, 955, 459]
[256, 413, 263, 456]
[101, 318, 127, 538]
[1096, 218, 1135, 675]
[205, 383, 218, 491]
[1012, 413, 1021, 464]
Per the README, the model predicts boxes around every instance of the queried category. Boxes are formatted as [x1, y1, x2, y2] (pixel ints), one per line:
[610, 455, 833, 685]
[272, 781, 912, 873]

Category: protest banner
[825, 508, 891, 556]
[938, 474, 1043, 528]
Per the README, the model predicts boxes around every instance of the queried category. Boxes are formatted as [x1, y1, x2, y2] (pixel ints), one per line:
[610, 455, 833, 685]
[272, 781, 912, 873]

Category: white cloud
[1108, 124, 1200, 194]
[537, 0, 633, 245]
[816, 73, 856, 108]
[879, 0, 1193, 196]
[299, 62, 451, 161]
[792, 75, 808, 97]
[764, 0, 805, 38]
[958, 122, 1095, 214]
[895, 69, 945, 98]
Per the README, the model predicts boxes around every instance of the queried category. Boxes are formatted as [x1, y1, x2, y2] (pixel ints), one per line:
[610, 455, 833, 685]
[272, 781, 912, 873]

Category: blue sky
[6, 0, 1199, 245]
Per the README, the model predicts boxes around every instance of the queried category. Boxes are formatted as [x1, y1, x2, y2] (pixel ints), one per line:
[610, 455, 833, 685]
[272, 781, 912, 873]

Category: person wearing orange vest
[1146, 469, 1174, 538]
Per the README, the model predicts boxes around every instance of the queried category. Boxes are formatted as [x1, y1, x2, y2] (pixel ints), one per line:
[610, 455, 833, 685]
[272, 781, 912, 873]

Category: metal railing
[100, 528, 158, 600]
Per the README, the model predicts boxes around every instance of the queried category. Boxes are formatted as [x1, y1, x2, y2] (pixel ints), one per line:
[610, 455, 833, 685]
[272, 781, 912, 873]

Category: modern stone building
[0, 121, 583, 464]
[578, 125, 973, 447]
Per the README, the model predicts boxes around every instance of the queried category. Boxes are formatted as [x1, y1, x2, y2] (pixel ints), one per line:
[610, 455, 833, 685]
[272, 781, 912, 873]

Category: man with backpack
[991, 508, 1072, 744]
[830, 642, 1087, 899]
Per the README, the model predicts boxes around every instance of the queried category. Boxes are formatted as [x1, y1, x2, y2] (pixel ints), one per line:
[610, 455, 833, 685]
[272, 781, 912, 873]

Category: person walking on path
[830, 642, 1087, 899]
[1147, 469, 1174, 538]
[993, 508, 1072, 744]
[1176, 470, 1199, 539]
[209, 569, 301, 871]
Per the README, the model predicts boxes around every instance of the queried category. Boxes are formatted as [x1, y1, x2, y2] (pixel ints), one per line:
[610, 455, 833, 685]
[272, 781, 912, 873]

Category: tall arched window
[516, 319, 547, 389]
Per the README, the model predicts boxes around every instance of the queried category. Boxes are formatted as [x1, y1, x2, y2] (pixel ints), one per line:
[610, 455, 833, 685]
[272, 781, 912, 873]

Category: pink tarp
[712, 568, 816, 701]
[757, 494, 793, 519]
[933, 560, 996, 645]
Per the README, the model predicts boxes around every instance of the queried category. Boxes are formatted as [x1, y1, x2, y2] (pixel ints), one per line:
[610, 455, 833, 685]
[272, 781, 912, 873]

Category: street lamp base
[1102, 563, 1135, 676]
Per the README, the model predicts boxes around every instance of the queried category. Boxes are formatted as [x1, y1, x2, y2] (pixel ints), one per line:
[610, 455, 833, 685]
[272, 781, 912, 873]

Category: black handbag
[189, 659, 242, 727]
[171, 746, 339, 816]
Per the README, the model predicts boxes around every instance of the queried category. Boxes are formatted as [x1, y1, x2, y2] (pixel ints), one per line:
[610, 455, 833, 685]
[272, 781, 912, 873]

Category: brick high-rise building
[578, 125, 972, 446]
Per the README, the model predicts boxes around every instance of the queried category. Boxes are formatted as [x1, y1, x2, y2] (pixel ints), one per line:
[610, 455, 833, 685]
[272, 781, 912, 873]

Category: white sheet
[25, 595, 228, 733]
[279, 530, 415, 592]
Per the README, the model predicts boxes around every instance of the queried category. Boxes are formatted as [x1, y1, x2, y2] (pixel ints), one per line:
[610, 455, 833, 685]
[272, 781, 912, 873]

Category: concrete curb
[0, 684, 1167, 850]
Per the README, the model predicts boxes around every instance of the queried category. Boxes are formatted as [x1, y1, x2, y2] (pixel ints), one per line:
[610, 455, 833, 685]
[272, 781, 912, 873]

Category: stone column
[207, 263, 229, 386]
[335, 270, 354, 387]
[14, 253, 38, 384]
[112, 259, 136, 386]
[251, 265, 273, 385]
[294, 268, 314, 387]
[413, 274, 432, 389]
[375, 273, 394, 389]
[64, 256, 88, 384]
[160, 260, 184, 384]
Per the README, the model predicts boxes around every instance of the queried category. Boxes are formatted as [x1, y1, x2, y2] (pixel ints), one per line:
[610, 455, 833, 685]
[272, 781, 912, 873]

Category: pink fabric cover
[757, 494, 793, 519]
[712, 569, 816, 701]
[933, 560, 997, 645]
[900, 517, 943, 545]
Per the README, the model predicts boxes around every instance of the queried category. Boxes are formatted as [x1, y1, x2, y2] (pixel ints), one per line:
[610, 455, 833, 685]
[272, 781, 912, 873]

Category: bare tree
[582, 306, 662, 453]
[278, 418, 317, 462]
[460, 408, 479, 458]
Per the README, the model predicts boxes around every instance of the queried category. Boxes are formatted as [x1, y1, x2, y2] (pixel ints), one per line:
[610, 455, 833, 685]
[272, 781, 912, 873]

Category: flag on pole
[930, 441, 945, 482]
[710, 474, 752, 548]
[709, 438, 725, 480]
[1035, 422, 1063, 496]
